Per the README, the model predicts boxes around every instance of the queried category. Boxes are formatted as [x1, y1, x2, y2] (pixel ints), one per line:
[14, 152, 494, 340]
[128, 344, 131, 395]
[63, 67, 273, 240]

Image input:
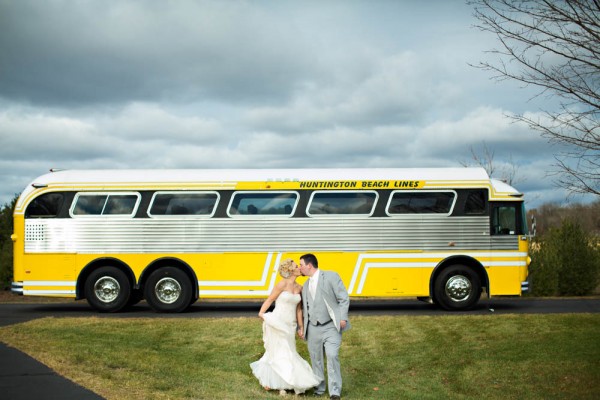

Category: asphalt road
[1, 297, 599, 327]
[1, 297, 598, 400]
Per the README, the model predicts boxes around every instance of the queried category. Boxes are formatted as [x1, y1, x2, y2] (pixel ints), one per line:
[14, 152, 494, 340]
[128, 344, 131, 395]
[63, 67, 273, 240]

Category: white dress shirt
[309, 269, 320, 299]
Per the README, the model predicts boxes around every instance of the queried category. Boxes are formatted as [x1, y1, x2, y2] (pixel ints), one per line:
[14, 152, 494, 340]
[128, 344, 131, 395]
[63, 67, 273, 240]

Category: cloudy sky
[0, 0, 593, 209]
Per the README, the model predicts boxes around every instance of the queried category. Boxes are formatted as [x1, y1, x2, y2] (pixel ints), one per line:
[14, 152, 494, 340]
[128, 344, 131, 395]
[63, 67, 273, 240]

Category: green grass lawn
[1, 314, 599, 399]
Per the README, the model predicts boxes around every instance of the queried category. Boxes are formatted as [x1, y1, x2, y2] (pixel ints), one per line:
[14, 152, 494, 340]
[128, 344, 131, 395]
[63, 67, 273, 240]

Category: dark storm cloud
[0, 0, 315, 107]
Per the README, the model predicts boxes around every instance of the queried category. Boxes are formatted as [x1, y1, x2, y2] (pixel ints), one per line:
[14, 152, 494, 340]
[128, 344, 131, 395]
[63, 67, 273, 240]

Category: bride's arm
[296, 301, 304, 338]
[258, 282, 283, 319]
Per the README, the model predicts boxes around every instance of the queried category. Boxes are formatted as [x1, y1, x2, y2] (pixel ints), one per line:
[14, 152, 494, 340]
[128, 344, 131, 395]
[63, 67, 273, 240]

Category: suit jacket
[302, 270, 351, 338]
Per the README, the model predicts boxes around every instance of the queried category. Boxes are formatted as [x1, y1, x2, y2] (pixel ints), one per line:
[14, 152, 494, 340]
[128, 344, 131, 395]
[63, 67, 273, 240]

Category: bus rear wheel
[144, 267, 192, 313]
[434, 265, 481, 311]
[85, 267, 131, 313]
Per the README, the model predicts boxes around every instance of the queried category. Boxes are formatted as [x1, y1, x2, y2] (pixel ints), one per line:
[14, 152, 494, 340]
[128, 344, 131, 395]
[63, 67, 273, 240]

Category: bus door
[490, 201, 528, 294]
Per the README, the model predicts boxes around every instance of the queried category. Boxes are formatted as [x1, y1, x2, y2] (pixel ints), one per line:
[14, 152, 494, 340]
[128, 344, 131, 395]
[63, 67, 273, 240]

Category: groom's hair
[300, 253, 318, 269]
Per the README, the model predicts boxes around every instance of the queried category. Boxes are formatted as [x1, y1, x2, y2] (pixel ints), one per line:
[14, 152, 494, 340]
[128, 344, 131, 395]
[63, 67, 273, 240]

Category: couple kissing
[251, 253, 350, 399]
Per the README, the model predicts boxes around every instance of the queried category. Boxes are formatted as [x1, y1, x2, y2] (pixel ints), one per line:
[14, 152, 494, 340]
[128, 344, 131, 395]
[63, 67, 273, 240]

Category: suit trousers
[307, 321, 342, 396]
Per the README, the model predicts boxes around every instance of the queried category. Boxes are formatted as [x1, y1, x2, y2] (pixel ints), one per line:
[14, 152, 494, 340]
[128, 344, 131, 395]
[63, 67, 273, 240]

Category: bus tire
[85, 267, 131, 313]
[144, 267, 192, 313]
[434, 265, 481, 311]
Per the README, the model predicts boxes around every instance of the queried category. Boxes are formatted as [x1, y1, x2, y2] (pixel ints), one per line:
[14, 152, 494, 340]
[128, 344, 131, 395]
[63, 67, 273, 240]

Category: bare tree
[460, 141, 523, 186]
[463, 141, 497, 177]
[469, 0, 600, 196]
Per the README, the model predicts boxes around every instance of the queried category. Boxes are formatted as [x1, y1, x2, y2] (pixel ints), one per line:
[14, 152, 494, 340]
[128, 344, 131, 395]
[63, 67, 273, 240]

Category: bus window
[464, 190, 487, 215]
[228, 192, 298, 216]
[149, 192, 219, 217]
[307, 191, 377, 216]
[103, 195, 139, 215]
[387, 191, 455, 214]
[71, 193, 140, 217]
[25, 192, 65, 218]
[492, 205, 517, 235]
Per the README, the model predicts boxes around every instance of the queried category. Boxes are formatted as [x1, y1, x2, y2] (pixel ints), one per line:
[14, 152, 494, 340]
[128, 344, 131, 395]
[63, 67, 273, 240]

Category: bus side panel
[489, 235, 529, 296]
[487, 267, 524, 296]
[355, 265, 428, 296]
[19, 253, 76, 297]
[12, 215, 25, 284]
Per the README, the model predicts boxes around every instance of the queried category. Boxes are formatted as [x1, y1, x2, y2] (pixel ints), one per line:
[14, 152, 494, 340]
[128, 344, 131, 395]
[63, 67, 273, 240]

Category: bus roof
[15, 168, 525, 211]
[28, 167, 491, 186]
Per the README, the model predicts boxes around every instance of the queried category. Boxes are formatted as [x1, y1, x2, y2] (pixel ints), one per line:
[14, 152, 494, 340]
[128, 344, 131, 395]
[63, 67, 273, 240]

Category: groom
[298, 253, 350, 400]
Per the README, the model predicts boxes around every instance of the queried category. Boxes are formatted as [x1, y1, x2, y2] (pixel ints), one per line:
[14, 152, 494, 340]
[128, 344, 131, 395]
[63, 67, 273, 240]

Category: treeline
[0, 195, 599, 295]
[527, 200, 600, 296]
[528, 201, 600, 237]
[0, 195, 17, 290]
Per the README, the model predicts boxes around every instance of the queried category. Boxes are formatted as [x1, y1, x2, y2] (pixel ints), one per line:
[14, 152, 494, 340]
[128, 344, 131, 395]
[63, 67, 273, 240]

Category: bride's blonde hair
[278, 259, 295, 279]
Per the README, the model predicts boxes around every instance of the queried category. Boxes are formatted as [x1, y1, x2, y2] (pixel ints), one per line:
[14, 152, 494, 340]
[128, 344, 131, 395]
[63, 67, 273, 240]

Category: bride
[250, 259, 321, 395]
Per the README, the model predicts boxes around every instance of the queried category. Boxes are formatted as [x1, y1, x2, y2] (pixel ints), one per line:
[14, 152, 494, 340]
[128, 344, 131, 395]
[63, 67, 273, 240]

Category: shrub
[529, 219, 600, 296]
[0, 196, 17, 290]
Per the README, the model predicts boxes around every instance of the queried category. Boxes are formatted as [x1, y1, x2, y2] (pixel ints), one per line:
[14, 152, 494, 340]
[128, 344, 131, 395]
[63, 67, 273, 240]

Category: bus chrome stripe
[25, 216, 505, 253]
[23, 290, 76, 295]
[24, 281, 76, 287]
[349, 252, 528, 295]
[484, 261, 527, 267]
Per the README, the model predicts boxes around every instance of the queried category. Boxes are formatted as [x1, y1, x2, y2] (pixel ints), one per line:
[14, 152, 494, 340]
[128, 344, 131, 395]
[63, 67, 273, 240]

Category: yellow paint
[12, 172, 529, 301]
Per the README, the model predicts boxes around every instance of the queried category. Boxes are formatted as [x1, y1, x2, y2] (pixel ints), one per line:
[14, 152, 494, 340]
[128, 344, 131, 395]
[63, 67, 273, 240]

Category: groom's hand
[340, 320, 347, 330]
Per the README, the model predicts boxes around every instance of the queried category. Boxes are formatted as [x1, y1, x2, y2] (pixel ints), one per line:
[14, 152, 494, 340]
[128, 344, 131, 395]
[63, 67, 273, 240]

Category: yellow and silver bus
[12, 168, 530, 312]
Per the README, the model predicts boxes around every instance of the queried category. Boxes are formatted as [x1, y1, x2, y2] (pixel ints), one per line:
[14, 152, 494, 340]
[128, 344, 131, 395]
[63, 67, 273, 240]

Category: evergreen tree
[0, 195, 18, 290]
[530, 219, 600, 296]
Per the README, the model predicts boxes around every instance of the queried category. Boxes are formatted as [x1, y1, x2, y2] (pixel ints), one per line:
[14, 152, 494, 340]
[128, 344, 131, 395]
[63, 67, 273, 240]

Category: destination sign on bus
[297, 180, 423, 189]
[238, 180, 425, 190]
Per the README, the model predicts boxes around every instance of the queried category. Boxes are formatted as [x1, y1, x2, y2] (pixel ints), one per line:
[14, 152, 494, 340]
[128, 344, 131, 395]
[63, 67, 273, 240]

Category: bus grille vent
[25, 224, 45, 241]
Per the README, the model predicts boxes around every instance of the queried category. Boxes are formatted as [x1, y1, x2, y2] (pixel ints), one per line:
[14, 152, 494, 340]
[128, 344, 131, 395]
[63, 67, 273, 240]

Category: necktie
[309, 277, 316, 299]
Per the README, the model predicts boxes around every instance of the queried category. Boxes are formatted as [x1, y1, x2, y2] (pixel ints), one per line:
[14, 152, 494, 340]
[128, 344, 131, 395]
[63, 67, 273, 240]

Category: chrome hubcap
[155, 277, 181, 304]
[94, 277, 120, 303]
[445, 275, 472, 302]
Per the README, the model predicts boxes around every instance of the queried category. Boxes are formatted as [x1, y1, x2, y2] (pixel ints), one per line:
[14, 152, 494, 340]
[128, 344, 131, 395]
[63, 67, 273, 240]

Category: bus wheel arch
[79, 258, 135, 313]
[140, 258, 198, 313]
[431, 257, 488, 311]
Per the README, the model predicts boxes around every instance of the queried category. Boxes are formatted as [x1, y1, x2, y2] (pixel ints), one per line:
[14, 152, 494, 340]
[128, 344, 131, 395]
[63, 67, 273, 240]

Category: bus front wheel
[434, 265, 481, 311]
[144, 267, 192, 313]
[85, 267, 131, 313]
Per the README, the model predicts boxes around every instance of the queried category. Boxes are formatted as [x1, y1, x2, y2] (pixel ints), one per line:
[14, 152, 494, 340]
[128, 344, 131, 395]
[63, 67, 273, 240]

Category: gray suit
[302, 270, 350, 397]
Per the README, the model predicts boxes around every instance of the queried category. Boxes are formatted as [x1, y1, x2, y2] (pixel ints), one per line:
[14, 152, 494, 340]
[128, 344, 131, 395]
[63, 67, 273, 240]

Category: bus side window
[387, 191, 455, 215]
[72, 193, 139, 216]
[464, 190, 487, 215]
[148, 192, 219, 217]
[104, 195, 139, 215]
[492, 205, 517, 235]
[25, 193, 65, 218]
[307, 192, 377, 216]
[73, 195, 107, 215]
[228, 192, 298, 216]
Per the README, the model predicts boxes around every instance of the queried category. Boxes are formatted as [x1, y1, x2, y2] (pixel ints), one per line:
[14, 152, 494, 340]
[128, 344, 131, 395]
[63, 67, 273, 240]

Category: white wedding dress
[250, 291, 321, 394]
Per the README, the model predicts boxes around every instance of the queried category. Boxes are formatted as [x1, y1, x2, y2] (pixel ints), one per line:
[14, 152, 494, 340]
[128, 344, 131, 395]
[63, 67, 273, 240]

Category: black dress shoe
[330, 396, 341, 400]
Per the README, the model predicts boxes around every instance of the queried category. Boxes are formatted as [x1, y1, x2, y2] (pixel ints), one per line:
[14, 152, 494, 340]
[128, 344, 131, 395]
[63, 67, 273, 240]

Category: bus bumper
[521, 281, 529, 294]
[11, 282, 23, 295]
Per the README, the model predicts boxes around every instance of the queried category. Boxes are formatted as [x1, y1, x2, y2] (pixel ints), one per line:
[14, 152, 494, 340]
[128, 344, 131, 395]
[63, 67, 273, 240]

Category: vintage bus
[11, 168, 530, 312]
